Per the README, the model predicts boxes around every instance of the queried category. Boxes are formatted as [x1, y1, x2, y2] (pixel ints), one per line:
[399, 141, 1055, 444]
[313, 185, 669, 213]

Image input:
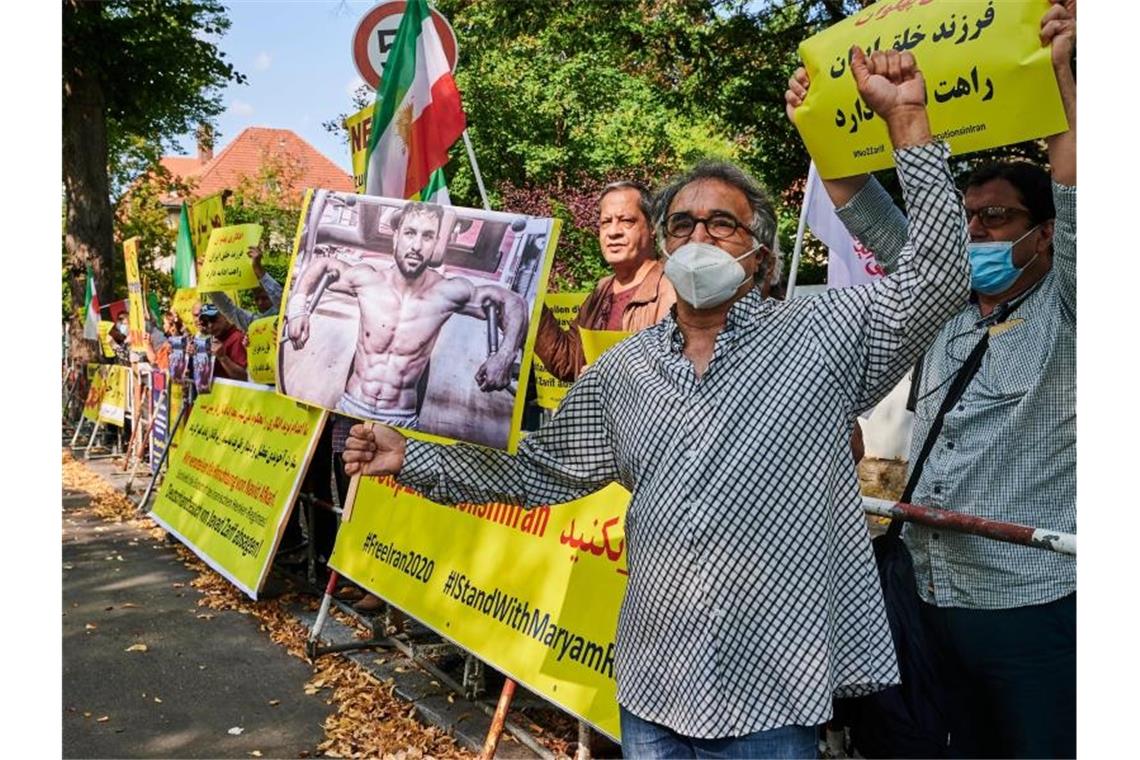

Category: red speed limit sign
[352, 1, 459, 89]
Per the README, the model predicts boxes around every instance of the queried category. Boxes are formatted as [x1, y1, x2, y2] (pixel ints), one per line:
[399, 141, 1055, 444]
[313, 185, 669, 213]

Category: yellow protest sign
[793, 0, 1067, 179]
[150, 379, 326, 598]
[189, 193, 226, 265]
[97, 321, 116, 358]
[532, 294, 589, 411]
[97, 365, 129, 427]
[330, 476, 630, 740]
[123, 237, 148, 351]
[198, 224, 263, 292]
[246, 316, 278, 385]
[346, 104, 373, 193]
[172, 288, 200, 332]
[83, 364, 105, 422]
[579, 328, 632, 366]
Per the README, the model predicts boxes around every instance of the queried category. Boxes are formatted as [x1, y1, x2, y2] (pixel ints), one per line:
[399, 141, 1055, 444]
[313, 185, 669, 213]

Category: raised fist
[850, 47, 925, 122]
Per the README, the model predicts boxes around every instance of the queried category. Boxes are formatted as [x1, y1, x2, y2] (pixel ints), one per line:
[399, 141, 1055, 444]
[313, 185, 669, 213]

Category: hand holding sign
[343, 423, 407, 477]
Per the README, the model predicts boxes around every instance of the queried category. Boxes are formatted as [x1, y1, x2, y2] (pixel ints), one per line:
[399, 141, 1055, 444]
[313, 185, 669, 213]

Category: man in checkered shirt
[786, 2, 1077, 756]
[346, 50, 969, 757]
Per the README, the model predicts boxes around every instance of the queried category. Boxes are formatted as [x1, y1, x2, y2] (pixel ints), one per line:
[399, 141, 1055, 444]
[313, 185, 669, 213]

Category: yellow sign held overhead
[793, 0, 1067, 179]
[198, 224, 264, 292]
[189, 193, 226, 264]
[346, 105, 373, 194]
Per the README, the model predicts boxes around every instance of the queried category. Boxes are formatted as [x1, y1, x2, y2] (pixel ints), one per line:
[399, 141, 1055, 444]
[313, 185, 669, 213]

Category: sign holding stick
[793, 0, 1068, 179]
[198, 224, 264, 292]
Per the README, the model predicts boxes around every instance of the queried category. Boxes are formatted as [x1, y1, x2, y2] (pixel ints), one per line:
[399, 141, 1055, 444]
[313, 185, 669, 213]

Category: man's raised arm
[1043, 0, 1076, 322]
[813, 48, 969, 413]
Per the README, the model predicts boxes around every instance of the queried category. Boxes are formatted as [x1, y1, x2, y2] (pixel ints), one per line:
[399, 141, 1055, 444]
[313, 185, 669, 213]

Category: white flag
[804, 163, 885, 289]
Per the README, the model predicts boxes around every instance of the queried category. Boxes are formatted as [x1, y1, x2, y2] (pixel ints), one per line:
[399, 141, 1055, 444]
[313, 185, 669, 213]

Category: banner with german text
[793, 0, 1067, 178]
[149, 379, 326, 597]
[330, 477, 630, 739]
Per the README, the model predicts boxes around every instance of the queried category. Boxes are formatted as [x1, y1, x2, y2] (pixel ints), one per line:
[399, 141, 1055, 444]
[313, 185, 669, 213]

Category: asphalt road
[62, 493, 333, 759]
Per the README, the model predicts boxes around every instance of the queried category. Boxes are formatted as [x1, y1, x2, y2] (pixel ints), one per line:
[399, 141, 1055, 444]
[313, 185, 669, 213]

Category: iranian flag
[83, 263, 100, 339]
[364, 0, 466, 199]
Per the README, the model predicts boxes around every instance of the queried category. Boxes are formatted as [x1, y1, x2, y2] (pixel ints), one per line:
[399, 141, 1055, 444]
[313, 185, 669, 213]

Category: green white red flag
[83, 263, 100, 339]
[364, 0, 466, 199]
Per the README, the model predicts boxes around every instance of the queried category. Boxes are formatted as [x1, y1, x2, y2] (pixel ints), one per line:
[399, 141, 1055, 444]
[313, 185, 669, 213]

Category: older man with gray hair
[343, 48, 969, 756]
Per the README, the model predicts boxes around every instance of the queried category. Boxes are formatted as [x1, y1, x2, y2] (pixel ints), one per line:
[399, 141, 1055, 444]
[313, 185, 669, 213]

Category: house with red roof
[157, 125, 353, 216]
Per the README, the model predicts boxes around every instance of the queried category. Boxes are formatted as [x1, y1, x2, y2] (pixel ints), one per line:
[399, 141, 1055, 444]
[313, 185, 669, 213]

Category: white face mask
[662, 240, 760, 310]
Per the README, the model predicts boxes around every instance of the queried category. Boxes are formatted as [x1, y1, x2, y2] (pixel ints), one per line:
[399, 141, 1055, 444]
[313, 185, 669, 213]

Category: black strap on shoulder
[888, 336, 988, 540]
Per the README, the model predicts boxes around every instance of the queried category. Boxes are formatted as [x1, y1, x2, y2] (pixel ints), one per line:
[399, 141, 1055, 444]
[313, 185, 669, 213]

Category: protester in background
[145, 312, 187, 372]
[109, 313, 131, 365]
[534, 181, 675, 381]
[343, 47, 969, 758]
[195, 303, 247, 381]
[206, 246, 283, 332]
[785, 2, 1076, 755]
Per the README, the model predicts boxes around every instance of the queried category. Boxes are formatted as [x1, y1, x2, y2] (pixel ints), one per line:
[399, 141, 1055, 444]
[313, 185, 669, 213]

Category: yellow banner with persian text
[330, 477, 631, 740]
[123, 237, 148, 351]
[198, 224, 264, 292]
[150, 379, 326, 598]
[246, 316, 278, 385]
[793, 0, 1067, 179]
[189, 193, 226, 264]
[533, 293, 589, 410]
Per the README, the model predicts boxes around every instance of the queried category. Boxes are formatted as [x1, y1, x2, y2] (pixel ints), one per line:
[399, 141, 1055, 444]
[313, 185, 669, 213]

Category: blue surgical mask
[967, 225, 1040, 295]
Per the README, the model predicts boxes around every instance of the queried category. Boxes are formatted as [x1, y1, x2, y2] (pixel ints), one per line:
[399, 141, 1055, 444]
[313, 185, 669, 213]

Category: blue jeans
[620, 708, 818, 759]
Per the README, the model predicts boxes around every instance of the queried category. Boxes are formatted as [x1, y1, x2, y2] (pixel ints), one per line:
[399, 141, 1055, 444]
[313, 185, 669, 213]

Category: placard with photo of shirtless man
[277, 189, 559, 452]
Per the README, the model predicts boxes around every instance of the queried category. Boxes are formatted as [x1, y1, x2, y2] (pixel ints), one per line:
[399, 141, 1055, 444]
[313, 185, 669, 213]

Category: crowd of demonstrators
[784, 1, 1077, 756]
[74, 3, 1075, 753]
[534, 180, 676, 381]
[206, 246, 283, 332]
[343, 42, 973, 756]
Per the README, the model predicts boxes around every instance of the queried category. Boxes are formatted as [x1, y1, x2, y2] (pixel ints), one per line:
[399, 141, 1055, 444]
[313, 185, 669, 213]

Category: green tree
[63, 0, 243, 361]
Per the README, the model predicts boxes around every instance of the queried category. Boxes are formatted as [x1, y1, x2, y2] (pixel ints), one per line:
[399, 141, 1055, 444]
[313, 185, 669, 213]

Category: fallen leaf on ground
[120, 603, 139, 608]
[154, 697, 162, 703]
[85, 623, 97, 630]
[124, 643, 148, 653]
[228, 726, 245, 735]
[268, 699, 280, 706]
[96, 716, 109, 723]
[249, 752, 263, 757]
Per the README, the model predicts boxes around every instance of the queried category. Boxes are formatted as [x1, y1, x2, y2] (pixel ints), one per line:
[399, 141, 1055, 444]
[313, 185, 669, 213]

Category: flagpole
[462, 130, 492, 211]
[786, 161, 816, 300]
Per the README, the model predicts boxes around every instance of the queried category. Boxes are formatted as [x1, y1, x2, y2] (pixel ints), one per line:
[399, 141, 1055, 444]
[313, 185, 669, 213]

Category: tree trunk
[63, 0, 113, 368]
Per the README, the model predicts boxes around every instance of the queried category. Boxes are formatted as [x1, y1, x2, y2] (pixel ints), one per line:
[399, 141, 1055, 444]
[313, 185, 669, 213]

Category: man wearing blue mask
[785, 1, 1076, 755]
[344, 47, 969, 757]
